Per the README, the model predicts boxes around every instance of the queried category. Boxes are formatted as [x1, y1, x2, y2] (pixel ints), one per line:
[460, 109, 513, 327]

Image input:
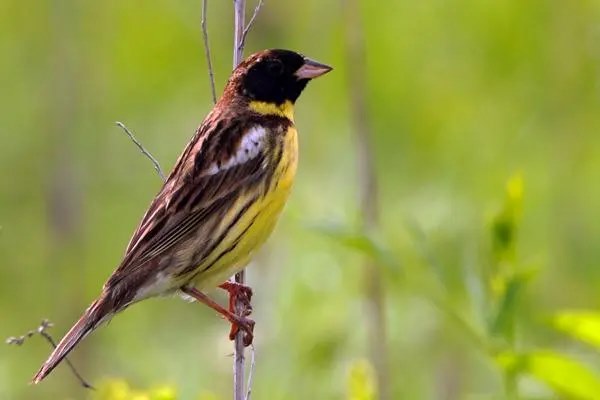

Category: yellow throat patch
[249, 100, 295, 122]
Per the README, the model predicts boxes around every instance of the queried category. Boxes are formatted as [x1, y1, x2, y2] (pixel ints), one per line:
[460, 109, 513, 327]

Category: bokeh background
[2, 1, 600, 399]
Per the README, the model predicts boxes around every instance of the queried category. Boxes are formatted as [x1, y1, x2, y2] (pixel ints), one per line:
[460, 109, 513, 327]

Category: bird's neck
[248, 100, 295, 122]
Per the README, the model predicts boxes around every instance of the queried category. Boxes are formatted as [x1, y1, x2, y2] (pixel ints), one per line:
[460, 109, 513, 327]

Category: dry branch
[232, 2, 248, 398]
[240, 0, 264, 52]
[201, 0, 217, 104]
[6, 320, 94, 390]
[115, 121, 165, 182]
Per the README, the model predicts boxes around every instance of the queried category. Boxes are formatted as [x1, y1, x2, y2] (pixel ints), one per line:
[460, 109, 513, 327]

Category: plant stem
[232, 2, 246, 399]
[115, 122, 165, 181]
[201, 0, 217, 104]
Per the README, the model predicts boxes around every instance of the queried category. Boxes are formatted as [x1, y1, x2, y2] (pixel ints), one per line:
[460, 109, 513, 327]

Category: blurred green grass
[1, 1, 600, 398]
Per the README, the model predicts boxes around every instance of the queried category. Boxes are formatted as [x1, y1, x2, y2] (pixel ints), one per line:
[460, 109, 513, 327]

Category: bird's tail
[31, 295, 113, 384]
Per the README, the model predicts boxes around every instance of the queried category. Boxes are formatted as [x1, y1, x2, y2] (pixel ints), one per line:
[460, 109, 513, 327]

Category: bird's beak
[294, 57, 333, 79]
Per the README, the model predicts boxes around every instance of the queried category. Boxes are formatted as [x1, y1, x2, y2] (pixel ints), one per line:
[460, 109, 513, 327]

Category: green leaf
[490, 269, 536, 342]
[497, 351, 600, 399]
[552, 310, 600, 350]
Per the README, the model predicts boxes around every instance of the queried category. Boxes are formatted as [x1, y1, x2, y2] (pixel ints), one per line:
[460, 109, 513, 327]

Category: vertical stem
[343, 0, 390, 399]
[232, 3, 246, 400]
[233, 0, 246, 68]
[201, 0, 217, 104]
[233, 271, 245, 400]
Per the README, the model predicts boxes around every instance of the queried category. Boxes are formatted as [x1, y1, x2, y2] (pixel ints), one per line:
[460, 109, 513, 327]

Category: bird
[32, 49, 332, 384]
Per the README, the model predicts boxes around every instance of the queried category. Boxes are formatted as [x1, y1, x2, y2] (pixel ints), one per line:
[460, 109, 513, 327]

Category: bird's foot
[218, 281, 253, 316]
[219, 281, 254, 345]
[227, 314, 255, 346]
[180, 285, 254, 346]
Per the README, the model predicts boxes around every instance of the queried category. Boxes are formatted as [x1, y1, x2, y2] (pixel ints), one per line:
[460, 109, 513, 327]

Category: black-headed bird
[33, 49, 332, 383]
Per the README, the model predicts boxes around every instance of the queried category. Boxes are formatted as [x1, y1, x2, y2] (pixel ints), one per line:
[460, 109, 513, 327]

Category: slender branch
[240, 0, 264, 52]
[233, 272, 246, 400]
[201, 0, 217, 104]
[233, 2, 248, 400]
[115, 121, 166, 182]
[6, 320, 94, 390]
[233, 0, 246, 68]
[245, 345, 256, 400]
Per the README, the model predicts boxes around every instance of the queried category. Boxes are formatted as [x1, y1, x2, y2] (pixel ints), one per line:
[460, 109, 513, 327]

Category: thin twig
[233, 273, 246, 400]
[115, 121, 166, 182]
[233, 0, 246, 68]
[201, 0, 217, 104]
[240, 0, 264, 53]
[233, 2, 247, 400]
[245, 344, 256, 400]
[6, 320, 94, 390]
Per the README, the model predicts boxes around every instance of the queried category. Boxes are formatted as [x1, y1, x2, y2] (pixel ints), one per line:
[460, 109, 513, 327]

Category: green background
[2, 1, 600, 399]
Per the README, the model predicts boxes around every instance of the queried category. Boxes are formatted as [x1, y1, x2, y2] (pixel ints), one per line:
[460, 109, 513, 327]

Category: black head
[232, 49, 332, 105]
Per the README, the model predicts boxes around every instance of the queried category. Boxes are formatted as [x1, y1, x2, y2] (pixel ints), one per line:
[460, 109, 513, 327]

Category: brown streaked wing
[105, 113, 271, 290]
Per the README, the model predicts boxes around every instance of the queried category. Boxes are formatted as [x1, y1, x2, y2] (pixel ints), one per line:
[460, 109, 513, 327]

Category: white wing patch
[206, 126, 266, 175]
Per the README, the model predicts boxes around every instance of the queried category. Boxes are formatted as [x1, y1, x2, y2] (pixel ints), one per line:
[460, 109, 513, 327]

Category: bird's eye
[266, 60, 284, 77]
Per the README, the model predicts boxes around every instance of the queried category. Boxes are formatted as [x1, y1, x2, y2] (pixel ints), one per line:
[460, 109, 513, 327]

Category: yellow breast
[191, 125, 298, 289]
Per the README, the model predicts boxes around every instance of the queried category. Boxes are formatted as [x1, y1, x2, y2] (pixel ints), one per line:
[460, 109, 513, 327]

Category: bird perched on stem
[32, 49, 331, 384]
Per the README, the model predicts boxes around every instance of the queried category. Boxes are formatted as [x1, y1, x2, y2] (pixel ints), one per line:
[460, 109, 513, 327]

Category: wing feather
[105, 112, 275, 291]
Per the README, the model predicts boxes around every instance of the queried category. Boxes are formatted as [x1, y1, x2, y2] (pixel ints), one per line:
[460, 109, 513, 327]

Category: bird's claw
[228, 316, 255, 346]
[219, 281, 253, 313]
[219, 281, 254, 346]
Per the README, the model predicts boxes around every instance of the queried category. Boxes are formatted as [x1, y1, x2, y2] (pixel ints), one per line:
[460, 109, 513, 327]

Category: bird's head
[225, 49, 332, 106]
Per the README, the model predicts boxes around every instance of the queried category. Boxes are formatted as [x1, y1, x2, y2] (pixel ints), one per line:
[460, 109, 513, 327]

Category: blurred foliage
[93, 379, 177, 400]
[552, 311, 600, 350]
[490, 173, 522, 264]
[347, 360, 377, 400]
[2, 0, 600, 399]
[497, 351, 600, 399]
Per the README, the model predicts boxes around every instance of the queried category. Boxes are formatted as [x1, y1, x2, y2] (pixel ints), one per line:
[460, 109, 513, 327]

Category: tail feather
[32, 297, 112, 384]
